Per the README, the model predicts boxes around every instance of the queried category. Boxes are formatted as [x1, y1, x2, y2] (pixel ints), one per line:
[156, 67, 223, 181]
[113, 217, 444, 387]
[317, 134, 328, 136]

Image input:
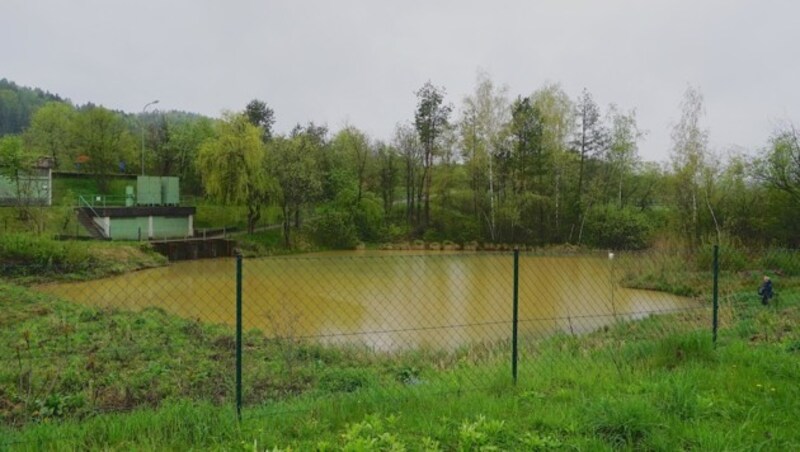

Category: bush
[760, 249, 800, 276]
[694, 236, 748, 272]
[352, 194, 385, 242]
[306, 209, 359, 250]
[585, 205, 652, 250]
[426, 207, 481, 245]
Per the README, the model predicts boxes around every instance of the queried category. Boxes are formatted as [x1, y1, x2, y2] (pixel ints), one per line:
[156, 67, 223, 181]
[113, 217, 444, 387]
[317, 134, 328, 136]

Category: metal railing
[75, 194, 198, 208]
[76, 194, 103, 217]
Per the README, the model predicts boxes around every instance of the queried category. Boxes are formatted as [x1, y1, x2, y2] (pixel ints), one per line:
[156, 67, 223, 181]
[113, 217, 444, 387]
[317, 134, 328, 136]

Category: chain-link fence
[3, 246, 794, 432]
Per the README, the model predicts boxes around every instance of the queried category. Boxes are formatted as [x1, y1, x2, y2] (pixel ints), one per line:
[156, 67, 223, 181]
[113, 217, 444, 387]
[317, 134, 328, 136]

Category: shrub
[352, 194, 385, 242]
[306, 209, 359, 250]
[760, 249, 800, 276]
[584, 205, 652, 250]
[426, 207, 481, 245]
[694, 237, 748, 272]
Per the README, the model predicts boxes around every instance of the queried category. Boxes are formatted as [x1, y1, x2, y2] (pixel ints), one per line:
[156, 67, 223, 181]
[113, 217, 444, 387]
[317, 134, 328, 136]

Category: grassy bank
[0, 234, 166, 284]
[1, 274, 799, 449]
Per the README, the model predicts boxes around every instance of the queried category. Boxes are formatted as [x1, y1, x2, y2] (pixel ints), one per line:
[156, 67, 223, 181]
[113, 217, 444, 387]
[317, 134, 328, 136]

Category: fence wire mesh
[3, 247, 796, 435]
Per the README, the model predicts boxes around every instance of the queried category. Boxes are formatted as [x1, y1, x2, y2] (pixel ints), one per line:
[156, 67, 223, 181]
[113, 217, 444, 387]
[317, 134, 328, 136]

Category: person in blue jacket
[758, 275, 773, 306]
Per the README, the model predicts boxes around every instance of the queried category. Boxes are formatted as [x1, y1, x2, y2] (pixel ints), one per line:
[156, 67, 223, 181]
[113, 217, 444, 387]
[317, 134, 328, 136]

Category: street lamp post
[141, 100, 159, 176]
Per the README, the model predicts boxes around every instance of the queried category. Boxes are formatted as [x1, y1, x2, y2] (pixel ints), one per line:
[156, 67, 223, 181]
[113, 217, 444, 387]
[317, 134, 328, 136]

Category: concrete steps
[75, 208, 108, 239]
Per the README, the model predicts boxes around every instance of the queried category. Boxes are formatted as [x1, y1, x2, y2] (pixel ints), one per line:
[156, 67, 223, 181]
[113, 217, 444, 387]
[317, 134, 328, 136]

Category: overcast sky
[2, 0, 798, 162]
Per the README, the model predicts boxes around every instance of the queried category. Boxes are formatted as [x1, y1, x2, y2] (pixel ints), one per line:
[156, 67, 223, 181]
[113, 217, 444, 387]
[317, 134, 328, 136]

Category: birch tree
[459, 71, 510, 241]
[670, 85, 709, 247]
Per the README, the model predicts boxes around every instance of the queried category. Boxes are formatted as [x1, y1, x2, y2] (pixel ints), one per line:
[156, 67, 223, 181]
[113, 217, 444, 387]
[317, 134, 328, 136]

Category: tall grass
[0, 235, 165, 281]
[5, 316, 799, 450]
[0, 234, 93, 275]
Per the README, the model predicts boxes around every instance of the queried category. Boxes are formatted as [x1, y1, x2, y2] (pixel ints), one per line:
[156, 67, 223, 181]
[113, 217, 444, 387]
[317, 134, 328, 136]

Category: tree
[375, 141, 399, 216]
[0, 135, 44, 228]
[414, 81, 452, 230]
[163, 115, 215, 195]
[0, 135, 33, 204]
[570, 89, 608, 239]
[394, 123, 421, 227]
[756, 123, 800, 205]
[670, 86, 709, 247]
[196, 113, 271, 233]
[71, 106, 136, 193]
[459, 72, 510, 241]
[330, 126, 371, 205]
[531, 83, 574, 241]
[25, 101, 76, 170]
[509, 96, 544, 196]
[245, 99, 276, 142]
[0, 79, 64, 136]
[270, 132, 322, 246]
[145, 113, 171, 175]
[604, 105, 643, 208]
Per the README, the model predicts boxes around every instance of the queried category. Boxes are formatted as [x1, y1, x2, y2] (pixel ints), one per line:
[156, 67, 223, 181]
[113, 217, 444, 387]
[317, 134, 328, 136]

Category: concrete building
[77, 175, 195, 240]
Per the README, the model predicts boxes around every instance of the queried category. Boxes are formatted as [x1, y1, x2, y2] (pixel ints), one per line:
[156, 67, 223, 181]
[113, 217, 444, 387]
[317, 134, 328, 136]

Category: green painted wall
[151, 217, 190, 240]
[109, 217, 150, 240]
[108, 216, 190, 240]
[136, 176, 161, 205]
[161, 177, 180, 205]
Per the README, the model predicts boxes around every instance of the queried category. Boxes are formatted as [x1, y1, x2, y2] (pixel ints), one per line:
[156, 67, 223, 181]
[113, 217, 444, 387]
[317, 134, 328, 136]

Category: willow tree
[196, 112, 270, 233]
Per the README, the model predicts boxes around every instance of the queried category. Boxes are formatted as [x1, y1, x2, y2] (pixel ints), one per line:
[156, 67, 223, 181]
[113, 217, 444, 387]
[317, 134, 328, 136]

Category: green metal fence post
[235, 252, 243, 420]
[712, 244, 719, 346]
[512, 247, 520, 385]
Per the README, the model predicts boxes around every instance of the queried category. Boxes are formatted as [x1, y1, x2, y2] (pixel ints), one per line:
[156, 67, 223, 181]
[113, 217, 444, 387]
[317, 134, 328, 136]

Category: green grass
[0, 234, 166, 283]
[1, 273, 800, 449]
[51, 177, 133, 205]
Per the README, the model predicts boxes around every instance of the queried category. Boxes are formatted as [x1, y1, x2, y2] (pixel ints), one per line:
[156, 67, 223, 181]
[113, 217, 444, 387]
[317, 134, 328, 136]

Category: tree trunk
[282, 203, 291, 247]
[247, 204, 260, 234]
[488, 151, 496, 242]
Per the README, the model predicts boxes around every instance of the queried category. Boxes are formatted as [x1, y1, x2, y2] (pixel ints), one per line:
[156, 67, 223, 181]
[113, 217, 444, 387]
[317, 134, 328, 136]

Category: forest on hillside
[1, 76, 799, 249]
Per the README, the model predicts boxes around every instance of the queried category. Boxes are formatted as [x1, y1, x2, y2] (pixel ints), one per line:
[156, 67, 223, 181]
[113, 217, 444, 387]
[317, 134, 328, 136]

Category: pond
[37, 251, 697, 352]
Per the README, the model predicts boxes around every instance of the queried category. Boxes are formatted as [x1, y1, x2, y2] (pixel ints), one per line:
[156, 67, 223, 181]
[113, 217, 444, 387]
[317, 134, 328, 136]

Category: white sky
[2, 0, 798, 162]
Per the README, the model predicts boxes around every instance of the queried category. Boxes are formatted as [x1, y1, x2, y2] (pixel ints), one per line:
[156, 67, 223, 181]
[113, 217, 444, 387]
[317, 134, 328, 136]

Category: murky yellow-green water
[37, 251, 696, 351]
